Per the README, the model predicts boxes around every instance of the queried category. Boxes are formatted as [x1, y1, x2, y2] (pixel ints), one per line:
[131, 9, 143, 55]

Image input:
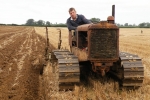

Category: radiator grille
[89, 29, 118, 59]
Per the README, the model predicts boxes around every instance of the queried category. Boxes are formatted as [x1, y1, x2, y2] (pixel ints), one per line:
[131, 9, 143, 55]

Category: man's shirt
[67, 14, 91, 30]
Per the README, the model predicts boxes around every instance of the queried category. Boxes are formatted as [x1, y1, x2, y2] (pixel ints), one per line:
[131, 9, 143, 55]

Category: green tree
[90, 18, 100, 23]
[25, 19, 35, 26]
[116, 23, 121, 27]
[36, 20, 45, 26]
[147, 22, 150, 27]
[138, 23, 146, 28]
[124, 23, 128, 26]
[46, 21, 51, 26]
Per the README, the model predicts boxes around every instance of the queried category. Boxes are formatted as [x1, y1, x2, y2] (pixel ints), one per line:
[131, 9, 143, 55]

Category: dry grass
[35, 27, 150, 100]
[72, 47, 88, 61]
[34, 27, 70, 50]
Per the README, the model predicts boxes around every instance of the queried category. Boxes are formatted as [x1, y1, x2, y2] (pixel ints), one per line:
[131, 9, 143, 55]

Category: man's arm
[81, 15, 92, 24]
[66, 19, 77, 30]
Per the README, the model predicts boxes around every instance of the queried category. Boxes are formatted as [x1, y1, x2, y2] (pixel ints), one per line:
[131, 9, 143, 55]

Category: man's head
[69, 7, 77, 20]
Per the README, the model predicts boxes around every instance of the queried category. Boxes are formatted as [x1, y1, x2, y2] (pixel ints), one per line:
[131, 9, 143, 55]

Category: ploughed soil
[0, 26, 46, 100]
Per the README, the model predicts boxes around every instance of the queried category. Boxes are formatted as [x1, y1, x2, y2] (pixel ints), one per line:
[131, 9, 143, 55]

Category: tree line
[24, 18, 150, 28]
[24, 18, 101, 27]
[0, 18, 150, 28]
[116, 22, 150, 28]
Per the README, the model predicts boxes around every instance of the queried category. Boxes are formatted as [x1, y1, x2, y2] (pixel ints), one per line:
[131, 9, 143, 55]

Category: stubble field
[0, 26, 150, 100]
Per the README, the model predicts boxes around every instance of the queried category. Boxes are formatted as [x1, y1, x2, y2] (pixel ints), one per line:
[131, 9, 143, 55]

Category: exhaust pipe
[112, 5, 115, 23]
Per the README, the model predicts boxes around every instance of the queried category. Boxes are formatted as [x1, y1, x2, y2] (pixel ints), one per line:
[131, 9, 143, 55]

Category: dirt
[0, 26, 46, 100]
[0, 26, 150, 100]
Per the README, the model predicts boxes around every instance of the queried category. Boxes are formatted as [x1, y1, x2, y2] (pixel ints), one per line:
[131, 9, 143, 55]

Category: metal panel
[55, 55, 77, 59]
[58, 59, 79, 64]
[88, 29, 119, 61]
[77, 24, 92, 31]
[59, 76, 80, 83]
[58, 65, 80, 73]
[123, 80, 143, 86]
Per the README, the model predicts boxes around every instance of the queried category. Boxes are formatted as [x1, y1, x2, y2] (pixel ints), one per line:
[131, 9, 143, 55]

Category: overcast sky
[0, 0, 149, 25]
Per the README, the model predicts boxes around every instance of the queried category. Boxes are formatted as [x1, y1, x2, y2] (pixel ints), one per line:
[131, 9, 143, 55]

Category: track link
[119, 52, 144, 87]
[51, 49, 80, 90]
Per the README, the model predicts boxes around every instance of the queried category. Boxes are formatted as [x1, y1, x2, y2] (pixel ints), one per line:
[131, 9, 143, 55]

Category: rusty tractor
[44, 5, 144, 90]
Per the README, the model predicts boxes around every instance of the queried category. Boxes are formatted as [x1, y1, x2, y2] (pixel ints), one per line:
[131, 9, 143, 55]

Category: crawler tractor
[45, 5, 144, 90]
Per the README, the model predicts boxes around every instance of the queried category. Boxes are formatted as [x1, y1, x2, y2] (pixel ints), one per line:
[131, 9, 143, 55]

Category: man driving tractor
[66, 7, 91, 30]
